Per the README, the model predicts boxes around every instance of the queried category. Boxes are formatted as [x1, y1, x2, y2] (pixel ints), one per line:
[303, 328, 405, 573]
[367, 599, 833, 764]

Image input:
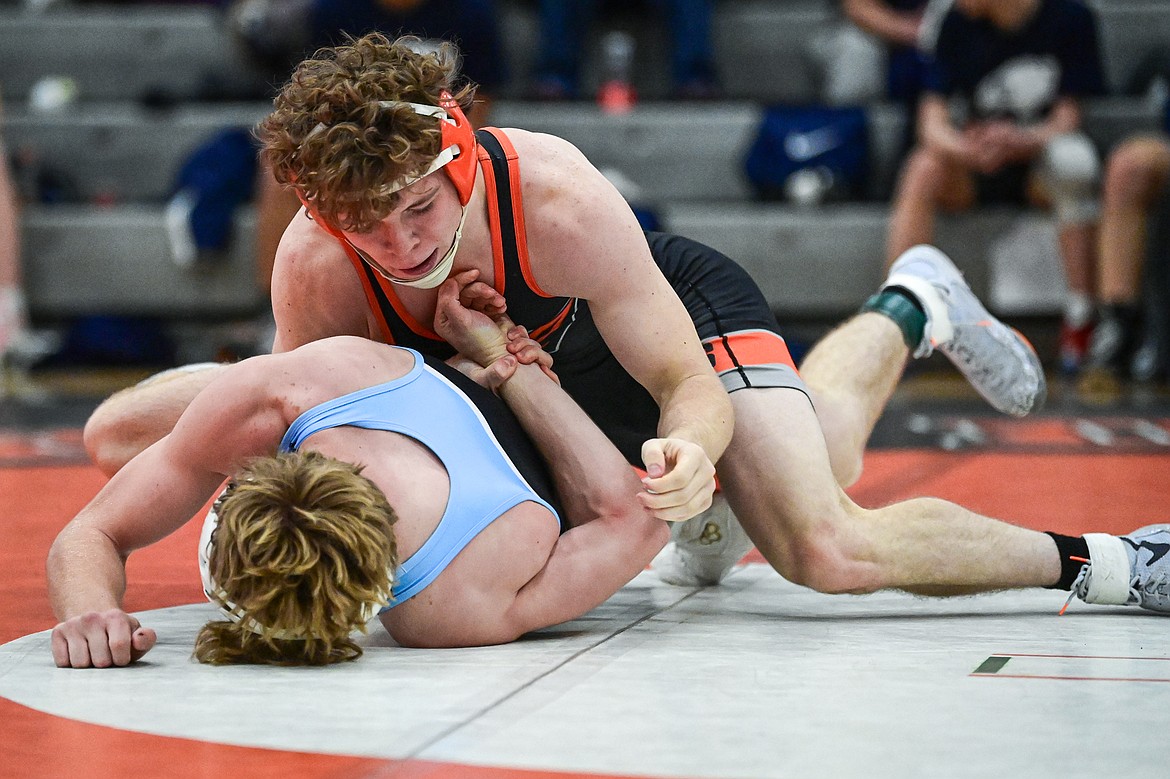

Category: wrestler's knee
[753, 502, 877, 595]
[83, 362, 224, 476]
[83, 394, 143, 477]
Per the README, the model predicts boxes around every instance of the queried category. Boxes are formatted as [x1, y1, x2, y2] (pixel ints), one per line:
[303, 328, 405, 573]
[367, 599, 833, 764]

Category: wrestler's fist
[638, 438, 716, 522]
[51, 609, 156, 668]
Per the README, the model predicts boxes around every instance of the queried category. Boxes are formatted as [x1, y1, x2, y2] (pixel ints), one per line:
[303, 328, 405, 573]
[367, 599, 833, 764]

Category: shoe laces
[1059, 561, 1091, 615]
[1060, 555, 1161, 614]
[1135, 570, 1170, 605]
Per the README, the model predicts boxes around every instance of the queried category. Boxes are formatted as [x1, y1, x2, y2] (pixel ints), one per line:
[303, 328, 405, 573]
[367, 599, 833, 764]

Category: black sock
[861, 288, 926, 351]
[1045, 532, 1091, 590]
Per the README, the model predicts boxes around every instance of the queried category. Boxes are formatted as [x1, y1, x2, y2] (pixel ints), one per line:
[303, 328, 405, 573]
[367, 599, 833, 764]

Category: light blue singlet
[279, 348, 560, 608]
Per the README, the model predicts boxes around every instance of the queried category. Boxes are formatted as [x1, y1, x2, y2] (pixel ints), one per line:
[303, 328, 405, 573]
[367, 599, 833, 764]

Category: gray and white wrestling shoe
[882, 245, 1046, 417]
[650, 494, 755, 587]
[1065, 525, 1170, 614]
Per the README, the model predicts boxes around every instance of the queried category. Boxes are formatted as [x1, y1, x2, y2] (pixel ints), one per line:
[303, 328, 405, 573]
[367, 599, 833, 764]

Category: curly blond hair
[258, 32, 477, 232]
[194, 450, 398, 666]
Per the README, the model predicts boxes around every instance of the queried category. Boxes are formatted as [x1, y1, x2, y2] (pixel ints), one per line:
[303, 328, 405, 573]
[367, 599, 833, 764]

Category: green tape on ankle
[862, 290, 926, 350]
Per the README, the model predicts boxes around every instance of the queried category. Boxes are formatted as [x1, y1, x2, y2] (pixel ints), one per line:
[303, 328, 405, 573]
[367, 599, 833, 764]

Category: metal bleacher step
[23, 205, 263, 318]
[663, 203, 1069, 319]
[0, 6, 264, 104]
[6, 102, 271, 203]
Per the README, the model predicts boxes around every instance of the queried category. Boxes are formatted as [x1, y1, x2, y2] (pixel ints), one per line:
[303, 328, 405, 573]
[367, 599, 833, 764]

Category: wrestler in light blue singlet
[279, 348, 561, 607]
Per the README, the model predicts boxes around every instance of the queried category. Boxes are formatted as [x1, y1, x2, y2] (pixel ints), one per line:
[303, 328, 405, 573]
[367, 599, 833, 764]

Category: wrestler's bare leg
[799, 312, 907, 488]
[718, 386, 1061, 595]
[804, 245, 1046, 489]
[84, 363, 227, 476]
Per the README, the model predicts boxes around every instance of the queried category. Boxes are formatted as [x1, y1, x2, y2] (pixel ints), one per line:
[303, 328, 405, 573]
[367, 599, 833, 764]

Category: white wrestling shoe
[650, 494, 755, 586]
[882, 245, 1046, 417]
[1064, 525, 1170, 614]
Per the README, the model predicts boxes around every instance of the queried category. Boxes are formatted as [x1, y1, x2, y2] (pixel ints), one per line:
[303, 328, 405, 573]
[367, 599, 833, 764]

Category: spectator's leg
[532, 0, 596, 98]
[1098, 135, 1170, 306]
[1033, 132, 1102, 373]
[1091, 134, 1170, 373]
[0, 109, 26, 357]
[659, 0, 718, 96]
[885, 145, 975, 265]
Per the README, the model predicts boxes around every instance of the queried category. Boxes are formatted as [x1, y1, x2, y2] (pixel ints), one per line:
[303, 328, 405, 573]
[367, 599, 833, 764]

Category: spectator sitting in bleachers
[1084, 98, 1170, 382]
[820, 0, 941, 108]
[885, 0, 1106, 372]
[232, 0, 506, 121]
[1, 89, 59, 383]
[0, 90, 26, 363]
[529, 0, 719, 101]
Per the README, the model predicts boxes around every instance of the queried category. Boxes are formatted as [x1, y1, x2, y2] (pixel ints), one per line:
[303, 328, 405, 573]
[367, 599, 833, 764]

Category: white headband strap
[304, 101, 461, 197]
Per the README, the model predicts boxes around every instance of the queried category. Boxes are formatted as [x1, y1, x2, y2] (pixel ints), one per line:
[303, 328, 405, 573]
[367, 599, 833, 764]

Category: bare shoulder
[270, 210, 373, 349]
[381, 500, 560, 648]
[501, 128, 602, 196]
[174, 339, 415, 466]
[223, 337, 416, 400]
[495, 129, 645, 296]
[276, 210, 346, 269]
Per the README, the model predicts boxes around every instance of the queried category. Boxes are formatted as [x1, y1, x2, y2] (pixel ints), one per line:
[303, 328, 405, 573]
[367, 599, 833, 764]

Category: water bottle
[597, 31, 636, 115]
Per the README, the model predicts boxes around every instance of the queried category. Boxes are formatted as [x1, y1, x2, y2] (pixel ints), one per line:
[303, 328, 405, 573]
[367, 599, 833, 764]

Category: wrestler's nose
[375, 217, 419, 260]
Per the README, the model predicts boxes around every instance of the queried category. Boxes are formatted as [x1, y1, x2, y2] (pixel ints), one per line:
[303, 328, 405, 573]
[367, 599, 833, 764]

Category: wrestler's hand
[435, 272, 510, 367]
[51, 609, 157, 668]
[437, 273, 559, 383]
[457, 269, 507, 317]
[504, 324, 558, 385]
[638, 438, 717, 522]
[447, 353, 521, 391]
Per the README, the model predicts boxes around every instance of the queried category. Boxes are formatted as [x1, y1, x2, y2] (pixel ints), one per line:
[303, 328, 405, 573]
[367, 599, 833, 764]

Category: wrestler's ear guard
[436, 92, 478, 206]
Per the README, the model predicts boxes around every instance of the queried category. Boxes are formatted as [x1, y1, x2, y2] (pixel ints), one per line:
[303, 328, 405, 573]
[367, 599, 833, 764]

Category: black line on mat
[406, 587, 709, 758]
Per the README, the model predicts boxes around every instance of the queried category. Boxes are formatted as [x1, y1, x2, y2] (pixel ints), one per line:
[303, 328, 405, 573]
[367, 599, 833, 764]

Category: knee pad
[1040, 132, 1101, 224]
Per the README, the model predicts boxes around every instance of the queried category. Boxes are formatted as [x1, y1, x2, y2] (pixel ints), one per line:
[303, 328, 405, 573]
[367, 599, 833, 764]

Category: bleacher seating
[0, 7, 262, 103]
[22, 206, 261, 317]
[6, 104, 269, 203]
[4, 0, 1170, 326]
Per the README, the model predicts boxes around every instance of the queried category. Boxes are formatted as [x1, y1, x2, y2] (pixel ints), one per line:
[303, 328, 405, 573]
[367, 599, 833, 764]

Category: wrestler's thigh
[717, 386, 852, 565]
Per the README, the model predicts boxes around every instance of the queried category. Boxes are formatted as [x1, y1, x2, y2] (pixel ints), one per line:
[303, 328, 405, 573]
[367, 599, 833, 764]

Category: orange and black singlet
[337, 128, 806, 466]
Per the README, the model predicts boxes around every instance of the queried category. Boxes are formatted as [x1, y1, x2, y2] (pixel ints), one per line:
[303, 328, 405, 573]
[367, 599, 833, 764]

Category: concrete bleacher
[5, 103, 270, 203]
[5, 0, 1170, 328]
[21, 206, 262, 317]
[0, 6, 264, 104]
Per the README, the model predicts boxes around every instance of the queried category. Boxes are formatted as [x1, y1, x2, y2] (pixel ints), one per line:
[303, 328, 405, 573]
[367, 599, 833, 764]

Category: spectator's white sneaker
[650, 494, 754, 586]
[1065, 525, 1170, 614]
[883, 245, 1046, 417]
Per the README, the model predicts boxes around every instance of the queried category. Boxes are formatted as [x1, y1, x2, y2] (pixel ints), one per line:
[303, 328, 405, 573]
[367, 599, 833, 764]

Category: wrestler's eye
[409, 199, 435, 215]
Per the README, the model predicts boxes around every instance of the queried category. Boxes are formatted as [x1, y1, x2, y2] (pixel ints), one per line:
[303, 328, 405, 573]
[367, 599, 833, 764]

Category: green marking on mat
[973, 656, 1011, 675]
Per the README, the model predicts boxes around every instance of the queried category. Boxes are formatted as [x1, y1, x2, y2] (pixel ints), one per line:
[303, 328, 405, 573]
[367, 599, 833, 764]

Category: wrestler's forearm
[47, 523, 128, 619]
[657, 372, 733, 465]
[499, 362, 646, 527]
